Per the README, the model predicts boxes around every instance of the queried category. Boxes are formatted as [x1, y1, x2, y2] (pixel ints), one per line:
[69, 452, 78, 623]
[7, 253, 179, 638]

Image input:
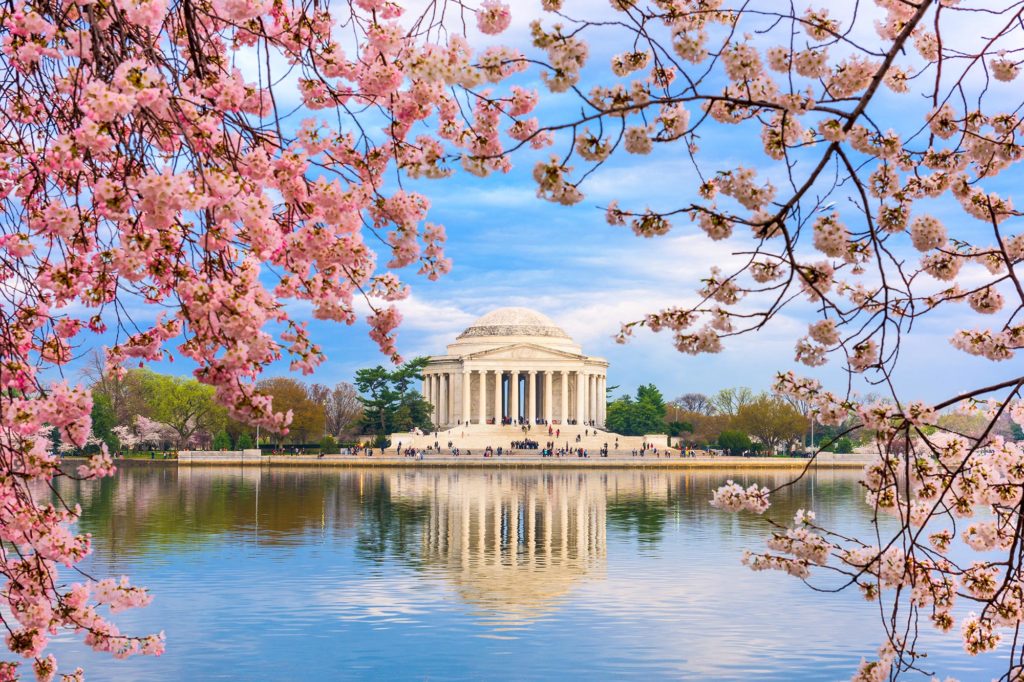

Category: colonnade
[422, 367, 607, 428]
[417, 473, 608, 572]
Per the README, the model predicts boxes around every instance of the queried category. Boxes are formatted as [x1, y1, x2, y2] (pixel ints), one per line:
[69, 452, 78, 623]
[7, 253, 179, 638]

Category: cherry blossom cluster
[0, 0, 538, 674]
[709, 480, 771, 514]
[525, 4, 1024, 663]
[725, 372, 1024, 671]
[502, 8, 1024, 671]
[518, 0, 1024, 390]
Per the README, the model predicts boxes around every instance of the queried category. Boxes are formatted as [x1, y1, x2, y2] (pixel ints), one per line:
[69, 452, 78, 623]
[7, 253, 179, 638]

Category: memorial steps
[389, 422, 662, 454]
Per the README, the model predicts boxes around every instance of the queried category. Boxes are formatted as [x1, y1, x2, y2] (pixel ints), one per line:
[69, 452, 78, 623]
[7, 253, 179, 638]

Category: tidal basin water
[46, 465, 1006, 681]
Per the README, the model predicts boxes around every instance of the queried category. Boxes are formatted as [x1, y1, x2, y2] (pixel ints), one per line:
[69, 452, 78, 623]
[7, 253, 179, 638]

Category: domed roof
[458, 307, 570, 340]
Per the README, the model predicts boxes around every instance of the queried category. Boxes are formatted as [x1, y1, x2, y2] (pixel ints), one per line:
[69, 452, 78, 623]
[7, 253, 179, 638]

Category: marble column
[544, 371, 553, 424]
[437, 374, 443, 424]
[589, 374, 596, 425]
[462, 369, 471, 426]
[436, 372, 444, 425]
[560, 370, 569, 424]
[576, 371, 585, 424]
[438, 373, 445, 425]
[522, 371, 530, 424]
[585, 371, 592, 423]
[477, 370, 486, 425]
[439, 373, 445, 426]
[434, 374, 442, 425]
[493, 370, 502, 423]
[446, 374, 451, 423]
[598, 374, 605, 427]
[527, 370, 537, 424]
[428, 374, 436, 424]
[509, 370, 520, 423]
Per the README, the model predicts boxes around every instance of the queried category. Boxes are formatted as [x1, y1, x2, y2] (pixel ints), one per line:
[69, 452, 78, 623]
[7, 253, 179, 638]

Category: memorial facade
[421, 307, 608, 428]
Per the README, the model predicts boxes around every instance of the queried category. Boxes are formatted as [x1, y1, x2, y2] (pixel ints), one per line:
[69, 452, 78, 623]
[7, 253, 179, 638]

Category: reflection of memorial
[391, 472, 608, 623]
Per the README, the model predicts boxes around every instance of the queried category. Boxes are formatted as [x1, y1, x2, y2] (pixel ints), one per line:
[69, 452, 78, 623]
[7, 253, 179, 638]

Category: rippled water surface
[46, 465, 1005, 680]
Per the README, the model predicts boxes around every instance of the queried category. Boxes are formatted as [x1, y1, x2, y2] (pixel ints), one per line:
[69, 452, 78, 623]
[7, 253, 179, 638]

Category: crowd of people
[384, 434, 695, 460]
[540, 447, 605, 458]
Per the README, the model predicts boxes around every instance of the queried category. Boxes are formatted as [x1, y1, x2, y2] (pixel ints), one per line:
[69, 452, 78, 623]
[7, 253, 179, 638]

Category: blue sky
[290, 0, 1016, 403]
[63, 0, 1021, 404]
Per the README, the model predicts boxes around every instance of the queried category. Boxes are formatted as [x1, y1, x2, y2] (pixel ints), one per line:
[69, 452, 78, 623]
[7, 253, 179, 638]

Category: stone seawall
[176, 453, 873, 468]
[177, 449, 263, 463]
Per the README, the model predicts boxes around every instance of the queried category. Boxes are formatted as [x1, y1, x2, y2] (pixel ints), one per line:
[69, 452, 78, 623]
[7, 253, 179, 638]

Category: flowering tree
[3, 0, 1024, 677]
[110, 417, 177, 452]
[109, 426, 140, 452]
[134, 416, 178, 450]
[0, 0, 536, 676]
[472, 0, 1024, 678]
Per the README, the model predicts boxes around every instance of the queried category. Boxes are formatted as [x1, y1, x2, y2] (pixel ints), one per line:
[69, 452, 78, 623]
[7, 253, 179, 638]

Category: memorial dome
[458, 307, 571, 340]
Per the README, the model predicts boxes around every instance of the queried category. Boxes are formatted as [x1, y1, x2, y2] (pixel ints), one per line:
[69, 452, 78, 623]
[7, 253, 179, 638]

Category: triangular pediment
[464, 343, 586, 361]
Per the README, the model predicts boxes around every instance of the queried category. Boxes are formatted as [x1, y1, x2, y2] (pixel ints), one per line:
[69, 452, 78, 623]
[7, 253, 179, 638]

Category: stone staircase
[389, 422, 663, 454]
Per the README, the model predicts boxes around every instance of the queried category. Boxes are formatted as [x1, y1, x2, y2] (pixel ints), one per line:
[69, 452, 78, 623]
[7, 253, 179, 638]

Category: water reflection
[46, 465, 1004, 680]
[388, 472, 608, 624]
[56, 466, 864, 621]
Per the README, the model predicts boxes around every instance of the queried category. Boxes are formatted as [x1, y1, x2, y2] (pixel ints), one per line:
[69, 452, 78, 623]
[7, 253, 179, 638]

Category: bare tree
[671, 392, 716, 415]
[78, 351, 151, 425]
[711, 387, 755, 417]
[309, 382, 365, 439]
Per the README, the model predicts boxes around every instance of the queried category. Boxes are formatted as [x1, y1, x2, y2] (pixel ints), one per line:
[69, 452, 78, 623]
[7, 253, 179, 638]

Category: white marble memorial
[420, 307, 608, 428]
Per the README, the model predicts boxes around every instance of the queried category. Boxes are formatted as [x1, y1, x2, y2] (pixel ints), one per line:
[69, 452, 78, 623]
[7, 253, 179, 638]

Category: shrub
[212, 431, 231, 450]
[718, 430, 753, 455]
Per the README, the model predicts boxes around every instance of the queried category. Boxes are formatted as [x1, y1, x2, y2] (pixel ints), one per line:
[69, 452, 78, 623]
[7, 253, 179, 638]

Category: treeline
[664, 388, 1023, 454]
[83, 355, 435, 453]
[606, 385, 811, 454]
[84, 363, 365, 453]
[665, 388, 812, 454]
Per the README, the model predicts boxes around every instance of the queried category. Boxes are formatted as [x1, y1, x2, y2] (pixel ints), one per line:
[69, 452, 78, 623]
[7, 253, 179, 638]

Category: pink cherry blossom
[476, 1, 510, 35]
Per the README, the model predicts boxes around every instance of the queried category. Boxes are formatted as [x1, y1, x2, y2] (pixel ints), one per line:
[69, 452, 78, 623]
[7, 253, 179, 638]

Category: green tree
[832, 436, 854, 454]
[237, 432, 255, 449]
[734, 395, 809, 454]
[90, 393, 120, 452]
[144, 371, 226, 447]
[355, 365, 394, 435]
[320, 434, 339, 454]
[717, 429, 752, 455]
[355, 357, 433, 435]
[666, 420, 694, 437]
[212, 431, 231, 450]
[636, 383, 666, 416]
[936, 411, 990, 438]
[606, 385, 668, 436]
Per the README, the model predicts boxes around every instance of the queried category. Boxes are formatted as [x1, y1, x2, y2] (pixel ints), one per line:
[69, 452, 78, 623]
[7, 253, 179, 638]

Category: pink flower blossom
[476, 1, 511, 35]
[711, 480, 771, 514]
